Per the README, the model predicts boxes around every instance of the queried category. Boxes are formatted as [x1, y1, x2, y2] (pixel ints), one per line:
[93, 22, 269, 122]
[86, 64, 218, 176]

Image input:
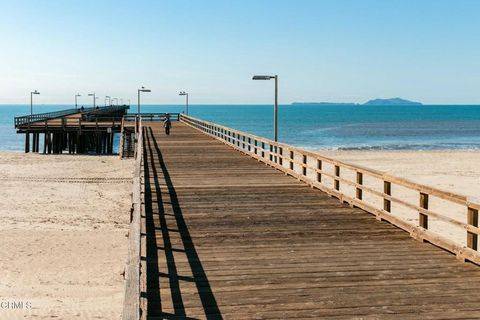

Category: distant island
[292, 97, 422, 106]
[291, 102, 358, 106]
[364, 98, 422, 106]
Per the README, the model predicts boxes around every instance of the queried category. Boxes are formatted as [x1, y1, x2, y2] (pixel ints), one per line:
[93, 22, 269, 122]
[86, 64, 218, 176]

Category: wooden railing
[14, 108, 84, 127]
[123, 113, 181, 122]
[122, 117, 144, 320]
[14, 105, 129, 128]
[181, 114, 480, 264]
[84, 104, 129, 115]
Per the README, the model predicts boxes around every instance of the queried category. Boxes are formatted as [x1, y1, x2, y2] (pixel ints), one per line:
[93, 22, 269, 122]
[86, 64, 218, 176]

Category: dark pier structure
[14, 107, 181, 156]
[15, 105, 129, 155]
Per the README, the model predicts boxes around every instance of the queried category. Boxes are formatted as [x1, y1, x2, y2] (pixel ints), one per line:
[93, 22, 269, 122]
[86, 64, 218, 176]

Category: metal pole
[186, 93, 189, 115]
[274, 75, 278, 142]
[137, 90, 140, 114]
[30, 92, 33, 115]
[75, 95, 78, 109]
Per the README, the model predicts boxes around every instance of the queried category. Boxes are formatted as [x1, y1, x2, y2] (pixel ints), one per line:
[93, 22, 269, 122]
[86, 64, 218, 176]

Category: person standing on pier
[164, 115, 172, 135]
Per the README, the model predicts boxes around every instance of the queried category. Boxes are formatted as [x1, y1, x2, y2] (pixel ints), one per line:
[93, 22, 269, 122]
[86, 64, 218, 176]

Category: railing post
[384, 181, 391, 212]
[419, 193, 429, 229]
[269, 145, 273, 162]
[302, 155, 307, 176]
[317, 159, 322, 182]
[279, 147, 283, 166]
[261, 142, 265, 158]
[254, 140, 258, 154]
[334, 165, 340, 190]
[242, 135, 245, 149]
[290, 151, 294, 170]
[356, 172, 363, 200]
[467, 207, 478, 250]
[248, 137, 251, 152]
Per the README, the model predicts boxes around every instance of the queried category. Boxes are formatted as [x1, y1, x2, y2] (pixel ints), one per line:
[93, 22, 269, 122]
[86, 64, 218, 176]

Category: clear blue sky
[0, 0, 479, 104]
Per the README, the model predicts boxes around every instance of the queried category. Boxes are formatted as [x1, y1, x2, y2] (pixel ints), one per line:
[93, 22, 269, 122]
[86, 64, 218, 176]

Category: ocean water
[2, 104, 480, 152]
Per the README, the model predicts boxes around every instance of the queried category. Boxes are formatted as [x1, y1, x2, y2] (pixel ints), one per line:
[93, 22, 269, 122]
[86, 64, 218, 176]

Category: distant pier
[14, 106, 179, 155]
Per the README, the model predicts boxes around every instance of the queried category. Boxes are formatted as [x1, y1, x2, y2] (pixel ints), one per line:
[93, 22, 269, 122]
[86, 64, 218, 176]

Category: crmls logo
[0, 301, 32, 309]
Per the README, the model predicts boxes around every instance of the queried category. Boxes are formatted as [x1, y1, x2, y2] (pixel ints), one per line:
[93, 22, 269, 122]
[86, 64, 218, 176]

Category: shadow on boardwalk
[143, 127, 222, 319]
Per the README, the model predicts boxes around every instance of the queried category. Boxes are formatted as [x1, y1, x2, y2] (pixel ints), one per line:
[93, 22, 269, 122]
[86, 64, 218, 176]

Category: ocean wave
[305, 143, 480, 151]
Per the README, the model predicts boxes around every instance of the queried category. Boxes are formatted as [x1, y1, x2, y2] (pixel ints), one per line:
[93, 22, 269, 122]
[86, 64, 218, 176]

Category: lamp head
[252, 75, 275, 80]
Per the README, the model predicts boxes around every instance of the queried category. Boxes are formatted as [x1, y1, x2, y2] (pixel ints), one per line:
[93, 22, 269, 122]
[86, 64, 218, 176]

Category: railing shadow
[144, 127, 222, 319]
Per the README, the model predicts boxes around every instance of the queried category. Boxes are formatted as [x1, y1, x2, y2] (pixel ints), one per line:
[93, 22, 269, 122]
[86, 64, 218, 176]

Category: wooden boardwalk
[142, 121, 480, 319]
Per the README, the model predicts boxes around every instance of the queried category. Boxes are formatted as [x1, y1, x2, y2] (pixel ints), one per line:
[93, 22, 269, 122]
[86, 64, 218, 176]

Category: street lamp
[105, 96, 111, 106]
[30, 90, 40, 115]
[87, 93, 96, 108]
[137, 86, 151, 114]
[75, 94, 81, 109]
[179, 91, 189, 115]
[112, 98, 118, 106]
[252, 75, 278, 141]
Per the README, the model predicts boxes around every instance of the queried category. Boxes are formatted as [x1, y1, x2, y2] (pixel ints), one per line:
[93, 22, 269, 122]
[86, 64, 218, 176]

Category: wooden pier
[15, 105, 129, 154]
[14, 107, 180, 156]
[122, 115, 480, 319]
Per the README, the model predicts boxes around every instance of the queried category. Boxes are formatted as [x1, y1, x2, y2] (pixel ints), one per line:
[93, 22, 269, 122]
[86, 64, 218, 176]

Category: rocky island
[292, 97, 422, 106]
[364, 98, 422, 105]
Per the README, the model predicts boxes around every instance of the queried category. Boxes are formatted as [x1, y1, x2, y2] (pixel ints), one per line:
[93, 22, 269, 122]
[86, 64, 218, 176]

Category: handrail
[123, 113, 181, 122]
[180, 114, 480, 264]
[122, 116, 143, 320]
[85, 105, 130, 115]
[14, 105, 129, 128]
[14, 108, 85, 127]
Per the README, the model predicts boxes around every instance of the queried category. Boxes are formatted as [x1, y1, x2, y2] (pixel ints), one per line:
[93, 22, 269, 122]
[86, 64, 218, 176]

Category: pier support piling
[25, 132, 30, 153]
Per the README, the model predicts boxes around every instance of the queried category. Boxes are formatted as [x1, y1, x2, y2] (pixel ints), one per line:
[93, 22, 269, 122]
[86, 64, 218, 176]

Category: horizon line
[2, 103, 480, 106]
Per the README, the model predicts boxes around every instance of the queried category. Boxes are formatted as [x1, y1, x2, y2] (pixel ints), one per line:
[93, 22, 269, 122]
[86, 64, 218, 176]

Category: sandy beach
[0, 152, 133, 320]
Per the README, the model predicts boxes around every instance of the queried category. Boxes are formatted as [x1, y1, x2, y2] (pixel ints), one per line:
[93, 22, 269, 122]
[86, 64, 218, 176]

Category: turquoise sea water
[2, 104, 480, 152]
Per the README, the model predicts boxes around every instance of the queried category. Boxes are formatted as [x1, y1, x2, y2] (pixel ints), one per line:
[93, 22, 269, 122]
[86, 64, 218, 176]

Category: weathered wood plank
[142, 121, 480, 319]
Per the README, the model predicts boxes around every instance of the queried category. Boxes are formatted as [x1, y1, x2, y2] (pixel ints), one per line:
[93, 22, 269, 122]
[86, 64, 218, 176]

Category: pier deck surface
[143, 121, 480, 319]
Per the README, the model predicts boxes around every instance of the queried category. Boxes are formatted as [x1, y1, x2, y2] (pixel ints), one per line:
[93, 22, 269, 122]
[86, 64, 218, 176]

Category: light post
[252, 75, 278, 141]
[120, 98, 123, 105]
[30, 90, 40, 115]
[112, 98, 118, 106]
[88, 93, 96, 108]
[75, 94, 81, 109]
[137, 86, 151, 114]
[179, 91, 189, 115]
[105, 96, 111, 106]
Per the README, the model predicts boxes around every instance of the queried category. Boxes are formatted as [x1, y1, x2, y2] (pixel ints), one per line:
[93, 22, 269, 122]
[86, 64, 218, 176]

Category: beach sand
[0, 152, 133, 320]
[319, 150, 480, 245]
